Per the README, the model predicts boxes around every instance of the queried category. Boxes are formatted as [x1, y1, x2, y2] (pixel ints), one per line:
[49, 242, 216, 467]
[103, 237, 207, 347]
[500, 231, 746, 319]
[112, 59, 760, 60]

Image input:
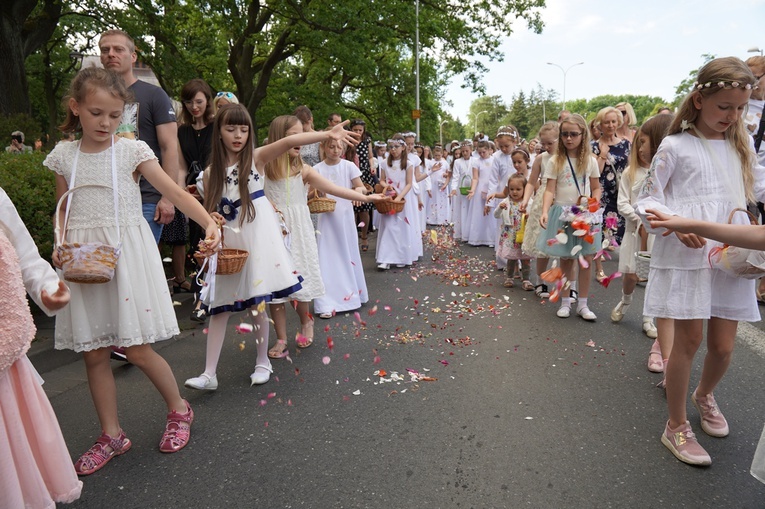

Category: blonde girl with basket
[521, 121, 559, 298]
[538, 114, 602, 321]
[263, 115, 379, 357]
[610, 115, 674, 366]
[636, 57, 765, 466]
[47, 68, 221, 475]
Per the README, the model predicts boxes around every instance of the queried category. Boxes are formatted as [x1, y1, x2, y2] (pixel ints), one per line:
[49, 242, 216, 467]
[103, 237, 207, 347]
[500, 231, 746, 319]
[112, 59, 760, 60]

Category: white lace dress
[44, 138, 180, 352]
[264, 170, 325, 303]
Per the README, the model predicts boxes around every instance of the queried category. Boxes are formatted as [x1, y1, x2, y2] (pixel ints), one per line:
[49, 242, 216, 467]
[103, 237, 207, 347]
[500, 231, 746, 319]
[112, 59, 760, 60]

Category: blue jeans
[142, 202, 163, 244]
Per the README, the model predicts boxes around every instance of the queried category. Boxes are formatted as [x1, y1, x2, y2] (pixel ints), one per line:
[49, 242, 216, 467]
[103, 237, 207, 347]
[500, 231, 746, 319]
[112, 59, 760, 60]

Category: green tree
[673, 53, 716, 104]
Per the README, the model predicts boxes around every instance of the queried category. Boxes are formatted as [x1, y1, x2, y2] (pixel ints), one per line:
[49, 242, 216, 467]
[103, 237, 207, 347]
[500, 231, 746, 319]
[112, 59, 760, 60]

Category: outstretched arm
[253, 121, 360, 168]
[646, 209, 765, 250]
[303, 165, 382, 203]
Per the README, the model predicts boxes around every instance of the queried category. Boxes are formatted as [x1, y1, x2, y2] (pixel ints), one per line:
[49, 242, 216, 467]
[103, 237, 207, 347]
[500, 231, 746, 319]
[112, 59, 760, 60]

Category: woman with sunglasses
[213, 91, 238, 113]
[591, 106, 631, 282]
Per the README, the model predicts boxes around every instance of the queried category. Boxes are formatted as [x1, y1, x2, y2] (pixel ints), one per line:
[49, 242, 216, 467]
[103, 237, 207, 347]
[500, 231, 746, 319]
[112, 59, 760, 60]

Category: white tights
[203, 308, 270, 377]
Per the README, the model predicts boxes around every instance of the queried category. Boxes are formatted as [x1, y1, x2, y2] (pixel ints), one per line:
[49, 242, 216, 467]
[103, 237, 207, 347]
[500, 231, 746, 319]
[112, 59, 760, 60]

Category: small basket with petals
[194, 230, 248, 275]
[55, 184, 122, 284]
[307, 189, 336, 214]
[375, 197, 405, 215]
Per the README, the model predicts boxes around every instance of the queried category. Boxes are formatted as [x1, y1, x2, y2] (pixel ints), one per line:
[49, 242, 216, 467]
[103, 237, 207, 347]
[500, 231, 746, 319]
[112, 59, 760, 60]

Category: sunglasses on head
[216, 92, 235, 99]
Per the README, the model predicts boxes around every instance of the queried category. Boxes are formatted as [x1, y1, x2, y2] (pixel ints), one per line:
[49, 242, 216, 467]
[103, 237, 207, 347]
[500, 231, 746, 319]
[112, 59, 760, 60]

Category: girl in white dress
[47, 68, 221, 475]
[426, 145, 451, 225]
[263, 116, 380, 348]
[185, 106, 359, 389]
[376, 138, 419, 269]
[486, 127, 519, 265]
[314, 138, 378, 315]
[521, 122, 559, 298]
[465, 141, 497, 246]
[636, 58, 765, 466]
[610, 115, 674, 354]
[538, 114, 602, 321]
[450, 141, 475, 241]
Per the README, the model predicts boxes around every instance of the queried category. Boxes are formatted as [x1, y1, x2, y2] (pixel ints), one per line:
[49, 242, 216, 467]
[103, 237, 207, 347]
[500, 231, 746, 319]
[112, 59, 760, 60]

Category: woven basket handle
[727, 207, 757, 226]
[54, 184, 124, 246]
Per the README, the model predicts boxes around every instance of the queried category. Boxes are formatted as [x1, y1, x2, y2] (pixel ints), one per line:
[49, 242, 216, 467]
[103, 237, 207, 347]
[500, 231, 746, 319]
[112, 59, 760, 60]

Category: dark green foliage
[0, 152, 56, 262]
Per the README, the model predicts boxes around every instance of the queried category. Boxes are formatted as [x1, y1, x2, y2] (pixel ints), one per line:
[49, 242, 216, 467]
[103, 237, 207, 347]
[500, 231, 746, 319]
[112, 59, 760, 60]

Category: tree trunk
[0, 12, 32, 115]
[0, 0, 62, 116]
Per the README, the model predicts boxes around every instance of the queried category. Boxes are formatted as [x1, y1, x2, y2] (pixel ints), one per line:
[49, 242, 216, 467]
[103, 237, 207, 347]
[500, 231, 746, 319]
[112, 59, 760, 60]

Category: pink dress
[0, 188, 82, 508]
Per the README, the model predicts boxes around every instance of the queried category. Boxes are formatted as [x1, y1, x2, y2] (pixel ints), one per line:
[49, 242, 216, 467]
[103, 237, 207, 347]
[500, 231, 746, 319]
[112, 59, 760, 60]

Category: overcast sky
[444, 0, 765, 121]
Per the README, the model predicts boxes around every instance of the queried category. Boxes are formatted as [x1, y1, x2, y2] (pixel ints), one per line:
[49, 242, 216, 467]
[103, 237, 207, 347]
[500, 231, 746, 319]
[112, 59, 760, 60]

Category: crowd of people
[2, 24, 765, 506]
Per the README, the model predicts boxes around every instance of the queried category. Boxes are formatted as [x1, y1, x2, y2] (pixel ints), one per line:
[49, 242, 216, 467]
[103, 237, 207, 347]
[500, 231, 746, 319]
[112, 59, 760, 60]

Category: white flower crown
[693, 80, 756, 91]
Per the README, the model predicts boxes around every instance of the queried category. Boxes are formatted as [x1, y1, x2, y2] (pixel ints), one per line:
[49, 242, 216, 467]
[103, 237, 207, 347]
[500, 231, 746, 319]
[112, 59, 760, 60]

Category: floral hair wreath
[459, 139, 473, 148]
[496, 128, 518, 138]
[387, 139, 405, 147]
[374, 141, 387, 148]
[414, 143, 424, 149]
[693, 80, 757, 91]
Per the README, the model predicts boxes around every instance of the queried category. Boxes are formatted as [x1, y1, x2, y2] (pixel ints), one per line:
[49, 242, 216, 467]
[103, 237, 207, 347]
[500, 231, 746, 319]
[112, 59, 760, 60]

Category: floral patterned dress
[353, 137, 375, 213]
[591, 138, 630, 245]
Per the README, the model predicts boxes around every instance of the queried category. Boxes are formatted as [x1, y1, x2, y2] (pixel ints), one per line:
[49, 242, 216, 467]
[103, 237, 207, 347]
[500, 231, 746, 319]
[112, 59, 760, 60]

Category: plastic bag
[515, 214, 526, 243]
[708, 245, 765, 280]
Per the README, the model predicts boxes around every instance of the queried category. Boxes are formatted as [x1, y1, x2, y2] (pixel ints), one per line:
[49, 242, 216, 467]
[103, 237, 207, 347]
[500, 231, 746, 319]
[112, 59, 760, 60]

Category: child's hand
[675, 232, 706, 248]
[199, 226, 221, 254]
[418, 201, 424, 211]
[486, 193, 495, 202]
[499, 202, 508, 209]
[540, 212, 548, 229]
[483, 205, 490, 216]
[467, 190, 474, 200]
[41, 281, 70, 311]
[519, 200, 528, 213]
[367, 193, 386, 203]
[427, 190, 432, 198]
[329, 121, 361, 146]
[450, 190, 457, 197]
[52, 247, 63, 269]
[210, 212, 227, 226]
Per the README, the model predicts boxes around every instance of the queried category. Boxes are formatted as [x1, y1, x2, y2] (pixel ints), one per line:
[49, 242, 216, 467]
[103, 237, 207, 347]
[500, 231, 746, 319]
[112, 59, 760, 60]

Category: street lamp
[547, 61, 584, 111]
[474, 110, 488, 137]
[439, 119, 448, 146]
[748, 46, 764, 56]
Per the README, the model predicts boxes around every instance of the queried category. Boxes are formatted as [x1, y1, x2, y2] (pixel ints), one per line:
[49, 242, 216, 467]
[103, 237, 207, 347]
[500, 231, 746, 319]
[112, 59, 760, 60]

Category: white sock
[621, 291, 633, 305]
[577, 297, 588, 311]
[560, 297, 571, 309]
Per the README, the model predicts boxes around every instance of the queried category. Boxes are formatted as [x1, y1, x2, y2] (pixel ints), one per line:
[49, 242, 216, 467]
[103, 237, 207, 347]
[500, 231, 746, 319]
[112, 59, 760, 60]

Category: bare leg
[83, 348, 121, 437]
[269, 303, 287, 341]
[125, 344, 186, 413]
[696, 317, 737, 396]
[295, 300, 314, 343]
[535, 256, 549, 281]
[171, 244, 187, 285]
[577, 255, 592, 298]
[667, 319, 704, 429]
[622, 272, 638, 296]
[656, 317, 674, 360]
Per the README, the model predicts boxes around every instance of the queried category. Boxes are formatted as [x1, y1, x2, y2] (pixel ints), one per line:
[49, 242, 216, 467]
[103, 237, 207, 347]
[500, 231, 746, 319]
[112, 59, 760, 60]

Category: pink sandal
[74, 429, 131, 476]
[647, 340, 664, 373]
[268, 339, 289, 359]
[159, 400, 194, 453]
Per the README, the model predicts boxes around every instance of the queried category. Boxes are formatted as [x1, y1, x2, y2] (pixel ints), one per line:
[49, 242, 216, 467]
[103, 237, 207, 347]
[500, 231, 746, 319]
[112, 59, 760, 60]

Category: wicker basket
[307, 189, 336, 214]
[55, 185, 121, 284]
[374, 183, 386, 194]
[375, 198, 406, 215]
[194, 230, 249, 275]
[635, 251, 651, 280]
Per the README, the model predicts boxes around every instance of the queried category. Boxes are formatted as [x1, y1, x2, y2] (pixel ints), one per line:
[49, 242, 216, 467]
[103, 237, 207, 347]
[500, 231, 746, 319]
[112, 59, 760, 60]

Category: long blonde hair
[669, 57, 757, 202]
[623, 113, 673, 184]
[264, 115, 304, 181]
[551, 114, 591, 177]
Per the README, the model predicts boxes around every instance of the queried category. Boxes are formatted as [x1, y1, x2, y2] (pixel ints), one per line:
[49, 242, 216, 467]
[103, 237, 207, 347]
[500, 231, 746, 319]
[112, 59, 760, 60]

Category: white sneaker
[184, 373, 218, 390]
[395, 264, 407, 268]
[643, 320, 658, 339]
[377, 263, 390, 270]
[250, 362, 273, 386]
[611, 301, 629, 322]
[578, 307, 597, 321]
[556, 306, 571, 318]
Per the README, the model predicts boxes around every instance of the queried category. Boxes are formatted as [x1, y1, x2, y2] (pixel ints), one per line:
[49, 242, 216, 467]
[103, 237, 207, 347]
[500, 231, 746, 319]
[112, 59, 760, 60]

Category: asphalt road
[37, 230, 765, 508]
